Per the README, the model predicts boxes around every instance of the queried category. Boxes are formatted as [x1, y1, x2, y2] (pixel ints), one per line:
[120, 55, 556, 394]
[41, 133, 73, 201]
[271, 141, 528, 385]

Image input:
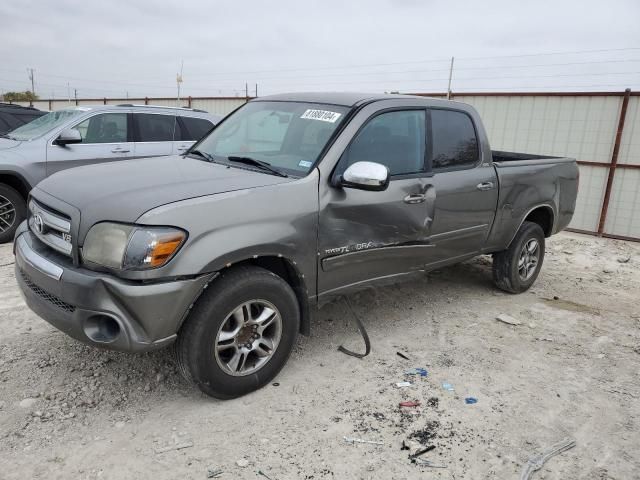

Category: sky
[1, 0, 639, 100]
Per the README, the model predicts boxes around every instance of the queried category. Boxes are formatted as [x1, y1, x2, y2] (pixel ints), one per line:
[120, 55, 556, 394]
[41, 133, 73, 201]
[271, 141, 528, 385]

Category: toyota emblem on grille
[33, 213, 44, 234]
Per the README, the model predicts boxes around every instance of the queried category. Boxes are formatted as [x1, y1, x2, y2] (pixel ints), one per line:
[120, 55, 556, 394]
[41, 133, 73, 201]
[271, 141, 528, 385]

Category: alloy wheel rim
[518, 238, 540, 281]
[0, 195, 16, 233]
[214, 300, 283, 376]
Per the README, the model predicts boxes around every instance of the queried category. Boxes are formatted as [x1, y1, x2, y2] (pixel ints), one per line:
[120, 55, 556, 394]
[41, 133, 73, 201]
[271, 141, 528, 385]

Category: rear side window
[178, 117, 213, 141]
[135, 114, 175, 142]
[73, 113, 128, 144]
[430, 110, 479, 169]
[341, 110, 426, 176]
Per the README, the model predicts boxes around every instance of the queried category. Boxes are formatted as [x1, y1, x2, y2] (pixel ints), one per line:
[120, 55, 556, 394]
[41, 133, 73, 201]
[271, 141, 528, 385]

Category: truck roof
[256, 91, 430, 107]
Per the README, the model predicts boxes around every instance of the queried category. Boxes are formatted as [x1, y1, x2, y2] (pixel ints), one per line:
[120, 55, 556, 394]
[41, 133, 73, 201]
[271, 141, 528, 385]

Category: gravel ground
[1, 232, 639, 480]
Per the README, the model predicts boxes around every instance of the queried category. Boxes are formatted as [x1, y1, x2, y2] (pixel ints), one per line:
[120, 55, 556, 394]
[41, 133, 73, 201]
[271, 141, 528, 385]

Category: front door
[46, 111, 133, 177]
[318, 109, 435, 297]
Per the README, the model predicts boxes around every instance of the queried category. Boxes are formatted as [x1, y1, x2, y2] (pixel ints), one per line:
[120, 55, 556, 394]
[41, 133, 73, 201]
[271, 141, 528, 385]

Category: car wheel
[0, 184, 27, 244]
[175, 265, 299, 399]
[492, 221, 545, 293]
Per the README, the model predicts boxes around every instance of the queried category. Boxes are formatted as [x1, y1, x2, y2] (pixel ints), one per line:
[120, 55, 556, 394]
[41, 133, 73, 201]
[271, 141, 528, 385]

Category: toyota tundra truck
[13, 93, 578, 399]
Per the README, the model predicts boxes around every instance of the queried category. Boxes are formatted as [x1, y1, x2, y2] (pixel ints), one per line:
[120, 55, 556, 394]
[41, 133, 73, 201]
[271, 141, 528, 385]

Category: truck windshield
[193, 101, 349, 176]
[8, 109, 86, 141]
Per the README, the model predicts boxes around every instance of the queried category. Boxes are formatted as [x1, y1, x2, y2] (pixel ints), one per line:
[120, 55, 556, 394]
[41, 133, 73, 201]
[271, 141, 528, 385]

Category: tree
[2, 91, 39, 102]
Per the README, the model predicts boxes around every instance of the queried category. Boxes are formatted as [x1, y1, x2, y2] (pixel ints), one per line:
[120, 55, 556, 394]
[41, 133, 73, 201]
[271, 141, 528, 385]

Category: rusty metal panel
[568, 164, 609, 232]
[456, 94, 622, 163]
[618, 96, 640, 166]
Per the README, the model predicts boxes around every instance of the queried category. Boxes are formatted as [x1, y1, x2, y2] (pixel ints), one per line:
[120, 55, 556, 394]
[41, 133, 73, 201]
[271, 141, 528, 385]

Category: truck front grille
[28, 200, 72, 257]
[19, 269, 76, 313]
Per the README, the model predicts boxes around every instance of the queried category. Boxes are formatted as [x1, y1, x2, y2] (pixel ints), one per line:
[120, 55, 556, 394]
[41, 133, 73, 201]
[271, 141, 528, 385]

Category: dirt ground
[1, 232, 639, 480]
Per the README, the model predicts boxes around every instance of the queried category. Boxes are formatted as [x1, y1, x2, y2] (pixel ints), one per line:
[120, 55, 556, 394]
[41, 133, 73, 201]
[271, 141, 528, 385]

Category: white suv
[0, 104, 221, 242]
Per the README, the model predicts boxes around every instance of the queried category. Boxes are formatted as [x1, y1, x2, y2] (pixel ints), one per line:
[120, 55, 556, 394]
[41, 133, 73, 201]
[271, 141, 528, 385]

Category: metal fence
[9, 90, 640, 241]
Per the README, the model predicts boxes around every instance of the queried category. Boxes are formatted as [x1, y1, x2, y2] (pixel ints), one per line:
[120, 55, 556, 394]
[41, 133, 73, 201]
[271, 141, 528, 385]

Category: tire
[175, 266, 299, 399]
[0, 184, 27, 244]
[492, 221, 545, 293]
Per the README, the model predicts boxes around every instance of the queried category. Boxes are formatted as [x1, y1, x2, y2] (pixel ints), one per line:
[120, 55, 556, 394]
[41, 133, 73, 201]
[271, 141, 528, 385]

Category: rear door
[423, 108, 498, 265]
[318, 108, 435, 296]
[132, 112, 176, 158]
[174, 116, 215, 154]
[45, 111, 134, 176]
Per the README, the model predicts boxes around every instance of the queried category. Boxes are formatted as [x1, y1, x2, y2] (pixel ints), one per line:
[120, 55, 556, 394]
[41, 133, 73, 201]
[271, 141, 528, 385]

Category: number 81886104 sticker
[300, 109, 342, 123]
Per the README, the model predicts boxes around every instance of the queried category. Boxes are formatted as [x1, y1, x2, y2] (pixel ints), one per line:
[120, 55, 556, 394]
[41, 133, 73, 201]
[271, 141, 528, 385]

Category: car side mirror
[340, 161, 390, 191]
[54, 128, 82, 146]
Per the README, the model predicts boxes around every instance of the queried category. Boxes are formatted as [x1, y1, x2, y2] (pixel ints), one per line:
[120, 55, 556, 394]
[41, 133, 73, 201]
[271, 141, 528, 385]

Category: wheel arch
[0, 171, 32, 200]
[218, 256, 312, 336]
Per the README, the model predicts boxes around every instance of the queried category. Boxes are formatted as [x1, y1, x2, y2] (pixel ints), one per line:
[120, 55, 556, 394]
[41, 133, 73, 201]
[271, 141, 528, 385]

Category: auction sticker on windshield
[300, 109, 342, 123]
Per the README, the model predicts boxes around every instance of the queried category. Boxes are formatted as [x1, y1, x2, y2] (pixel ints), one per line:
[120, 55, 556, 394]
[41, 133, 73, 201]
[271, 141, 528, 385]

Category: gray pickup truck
[14, 93, 578, 399]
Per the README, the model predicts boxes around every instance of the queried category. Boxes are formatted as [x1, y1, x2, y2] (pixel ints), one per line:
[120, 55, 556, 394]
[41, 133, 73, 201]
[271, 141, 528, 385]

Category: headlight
[82, 222, 186, 270]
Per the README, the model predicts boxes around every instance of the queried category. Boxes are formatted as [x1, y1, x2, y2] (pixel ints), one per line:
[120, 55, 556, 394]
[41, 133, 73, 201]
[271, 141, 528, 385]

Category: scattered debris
[343, 436, 384, 446]
[257, 470, 274, 480]
[399, 401, 420, 408]
[426, 397, 439, 408]
[404, 367, 428, 377]
[396, 351, 410, 360]
[272, 382, 280, 387]
[206, 466, 223, 478]
[442, 382, 454, 392]
[396, 382, 412, 388]
[338, 297, 371, 358]
[496, 313, 522, 326]
[412, 458, 447, 468]
[401, 438, 434, 457]
[236, 458, 249, 468]
[617, 256, 631, 263]
[602, 267, 614, 274]
[519, 437, 576, 480]
[154, 441, 194, 454]
[465, 397, 478, 404]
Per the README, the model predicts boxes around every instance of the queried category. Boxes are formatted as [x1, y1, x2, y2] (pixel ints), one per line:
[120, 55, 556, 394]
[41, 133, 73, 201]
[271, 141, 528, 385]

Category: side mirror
[54, 128, 82, 146]
[340, 161, 390, 191]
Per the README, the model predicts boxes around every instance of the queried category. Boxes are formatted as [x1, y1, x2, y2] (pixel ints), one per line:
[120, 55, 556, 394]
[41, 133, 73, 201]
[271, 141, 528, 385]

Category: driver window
[73, 113, 128, 144]
[340, 110, 426, 176]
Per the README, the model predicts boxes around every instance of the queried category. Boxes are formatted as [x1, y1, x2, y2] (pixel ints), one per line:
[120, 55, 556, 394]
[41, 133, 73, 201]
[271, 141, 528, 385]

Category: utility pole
[74, 88, 78, 105]
[245, 82, 249, 102]
[27, 68, 35, 96]
[176, 60, 184, 105]
[67, 82, 71, 104]
[446, 57, 454, 99]
[255, 83, 258, 98]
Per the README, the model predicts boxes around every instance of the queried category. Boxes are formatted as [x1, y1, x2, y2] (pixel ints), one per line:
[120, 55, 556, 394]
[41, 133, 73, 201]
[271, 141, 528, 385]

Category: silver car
[0, 104, 220, 242]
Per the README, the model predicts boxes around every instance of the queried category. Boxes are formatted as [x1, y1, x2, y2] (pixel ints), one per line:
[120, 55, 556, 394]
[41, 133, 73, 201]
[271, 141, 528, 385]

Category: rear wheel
[492, 221, 545, 293]
[0, 184, 26, 244]
[175, 266, 299, 399]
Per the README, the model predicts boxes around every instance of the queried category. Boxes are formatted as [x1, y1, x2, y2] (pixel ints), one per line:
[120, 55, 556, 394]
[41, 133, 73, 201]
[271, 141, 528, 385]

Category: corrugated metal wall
[7, 91, 640, 240]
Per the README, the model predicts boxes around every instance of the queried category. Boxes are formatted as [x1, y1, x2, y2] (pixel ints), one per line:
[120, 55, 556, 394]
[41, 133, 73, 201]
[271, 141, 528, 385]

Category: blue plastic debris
[465, 397, 478, 404]
[405, 368, 428, 377]
[442, 382, 454, 391]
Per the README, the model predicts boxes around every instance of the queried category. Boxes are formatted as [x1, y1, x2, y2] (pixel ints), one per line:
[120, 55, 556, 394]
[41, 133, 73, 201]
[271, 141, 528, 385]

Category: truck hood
[33, 155, 294, 235]
[0, 137, 23, 150]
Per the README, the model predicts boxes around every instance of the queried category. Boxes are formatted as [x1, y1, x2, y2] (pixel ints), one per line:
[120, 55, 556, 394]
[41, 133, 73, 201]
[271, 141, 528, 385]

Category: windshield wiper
[227, 156, 288, 178]
[188, 149, 216, 162]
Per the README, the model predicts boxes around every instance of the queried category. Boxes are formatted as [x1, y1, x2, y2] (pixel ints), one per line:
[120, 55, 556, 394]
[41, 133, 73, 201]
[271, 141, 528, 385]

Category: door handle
[111, 148, 130, 153]
[476, 182, 494, 191]
[403, 193, 426, 204]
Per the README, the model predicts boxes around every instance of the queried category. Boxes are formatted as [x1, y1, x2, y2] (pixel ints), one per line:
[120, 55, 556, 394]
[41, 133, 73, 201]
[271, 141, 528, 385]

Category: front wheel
[175, 266, 299, 399]
[0, 184, 27, 244]
[492, 221, 545, 293]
